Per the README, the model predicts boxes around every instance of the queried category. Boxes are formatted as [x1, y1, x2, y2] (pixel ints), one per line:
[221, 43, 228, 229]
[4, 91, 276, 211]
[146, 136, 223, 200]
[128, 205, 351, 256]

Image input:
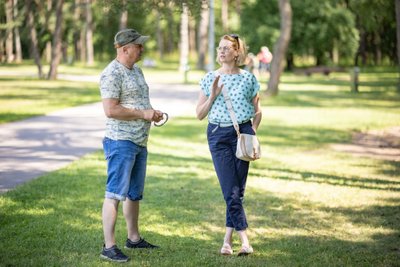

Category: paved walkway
[0, 79, 199, 193]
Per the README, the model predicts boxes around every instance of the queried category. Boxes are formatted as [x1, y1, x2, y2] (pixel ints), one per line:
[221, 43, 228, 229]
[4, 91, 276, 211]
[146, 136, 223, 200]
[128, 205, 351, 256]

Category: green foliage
[348, 0, 397, 63]
[242, 0, 360, 66]
[241, 0, 280, 54]
[1, 0, 396, 68]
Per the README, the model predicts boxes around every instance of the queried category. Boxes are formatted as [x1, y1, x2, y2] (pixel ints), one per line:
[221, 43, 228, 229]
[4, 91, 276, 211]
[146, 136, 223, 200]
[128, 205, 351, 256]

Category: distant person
[257, 46, 273, 75]
[196, 34, 262, 256]
[99, 28, 164, 263]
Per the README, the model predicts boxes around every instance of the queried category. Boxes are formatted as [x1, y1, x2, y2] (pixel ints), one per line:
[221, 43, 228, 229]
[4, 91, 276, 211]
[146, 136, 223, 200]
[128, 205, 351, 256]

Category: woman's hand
[210, 75, 224, 99]
[196, 75, 224, 120]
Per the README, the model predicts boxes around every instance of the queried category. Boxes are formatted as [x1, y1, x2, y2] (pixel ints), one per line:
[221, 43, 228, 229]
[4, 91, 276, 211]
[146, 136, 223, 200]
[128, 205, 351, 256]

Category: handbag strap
[216, 71, 241, 136]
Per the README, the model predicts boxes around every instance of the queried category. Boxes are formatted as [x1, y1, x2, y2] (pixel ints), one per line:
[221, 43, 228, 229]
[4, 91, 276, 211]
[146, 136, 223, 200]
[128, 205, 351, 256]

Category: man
[99, 28, 164, 263]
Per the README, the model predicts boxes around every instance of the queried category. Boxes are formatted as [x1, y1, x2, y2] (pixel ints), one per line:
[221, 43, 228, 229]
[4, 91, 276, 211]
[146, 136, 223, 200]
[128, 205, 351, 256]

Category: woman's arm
[251, 93, 262, 132]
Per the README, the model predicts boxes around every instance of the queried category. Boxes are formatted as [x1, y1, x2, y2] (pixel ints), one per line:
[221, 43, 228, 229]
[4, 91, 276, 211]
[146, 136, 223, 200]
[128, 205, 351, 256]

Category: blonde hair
[216, 34, 248, 66]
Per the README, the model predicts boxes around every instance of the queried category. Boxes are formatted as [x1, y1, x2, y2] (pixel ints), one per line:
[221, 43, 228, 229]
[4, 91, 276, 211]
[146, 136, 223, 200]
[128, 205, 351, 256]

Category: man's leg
[123, 198, 140, 242]
[102, 198, 120, 248]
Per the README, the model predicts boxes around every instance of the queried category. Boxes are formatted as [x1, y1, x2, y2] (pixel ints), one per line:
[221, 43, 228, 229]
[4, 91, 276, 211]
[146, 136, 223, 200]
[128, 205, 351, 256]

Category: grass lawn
[0, 64, 399, 266]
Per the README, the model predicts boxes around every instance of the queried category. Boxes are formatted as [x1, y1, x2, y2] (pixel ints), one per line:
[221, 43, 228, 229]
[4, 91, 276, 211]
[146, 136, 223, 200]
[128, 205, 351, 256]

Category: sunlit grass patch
[0, 77, 100, 123]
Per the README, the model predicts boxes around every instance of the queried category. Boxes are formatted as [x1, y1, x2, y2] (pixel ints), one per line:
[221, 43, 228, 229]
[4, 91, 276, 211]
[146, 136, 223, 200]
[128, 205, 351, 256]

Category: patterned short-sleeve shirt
[199, 69, 260, 124]
[99, 60, 152, 147]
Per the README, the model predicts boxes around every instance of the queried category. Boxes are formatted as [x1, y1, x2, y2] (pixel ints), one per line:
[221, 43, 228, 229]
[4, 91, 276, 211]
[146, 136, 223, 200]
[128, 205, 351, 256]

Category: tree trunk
[73, 0, 81, 62]
[374, 32, 382, 65]
[207, 0, 215, 72]
[286, 52, 294, 71]
[167, 9, 174, 53]
[179, 3, 189, 74]
[5, 0, 14, 63]
[189, 16, 196, 54]
[332, 39, 339, 65]
[267, 0, 292, 96]
[360, 31, 367, 65]
[222, 0, 228, 32]
[26, 0, 43, 78]
[13, 0, 22, 63]
[119, 0, 128, 29]
[156, 10, 164, 59]
[235, 0, 241, 15]
[85, 0, 94, 66]
[196, 2, 209, 70]
[45, 42, 51, 63]
[48, 0, 64, 80]
[80, 26, 86, 62]
[0, 37, 4, 63]
[396, 0, 400, 92]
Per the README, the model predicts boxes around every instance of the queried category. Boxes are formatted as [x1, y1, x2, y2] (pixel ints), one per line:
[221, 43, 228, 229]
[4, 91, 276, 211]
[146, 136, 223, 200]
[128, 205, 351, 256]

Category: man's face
[124, 43, 144, 64]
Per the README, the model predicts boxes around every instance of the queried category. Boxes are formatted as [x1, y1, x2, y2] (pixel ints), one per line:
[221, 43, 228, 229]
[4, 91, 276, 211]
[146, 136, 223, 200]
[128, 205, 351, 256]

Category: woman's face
[216, 39, 237, 64]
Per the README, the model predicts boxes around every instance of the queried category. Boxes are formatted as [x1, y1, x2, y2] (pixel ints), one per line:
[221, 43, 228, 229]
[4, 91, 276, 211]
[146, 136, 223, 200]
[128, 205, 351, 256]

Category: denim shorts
[102, 137, 147, 201]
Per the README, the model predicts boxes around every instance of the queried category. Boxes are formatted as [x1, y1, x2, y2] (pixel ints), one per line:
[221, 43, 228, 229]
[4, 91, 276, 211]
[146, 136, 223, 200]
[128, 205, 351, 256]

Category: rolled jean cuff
[234, 225, 248, 231]
[105, 191, 126, 201]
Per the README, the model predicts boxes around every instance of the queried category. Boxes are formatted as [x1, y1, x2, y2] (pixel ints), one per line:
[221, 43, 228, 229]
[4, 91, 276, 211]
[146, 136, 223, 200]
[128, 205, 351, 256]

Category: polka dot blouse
[199, 70, 260, 124]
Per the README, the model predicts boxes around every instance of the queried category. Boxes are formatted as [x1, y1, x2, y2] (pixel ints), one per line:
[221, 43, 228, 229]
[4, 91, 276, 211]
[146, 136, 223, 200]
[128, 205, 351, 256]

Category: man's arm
[102, 98, 159, 121]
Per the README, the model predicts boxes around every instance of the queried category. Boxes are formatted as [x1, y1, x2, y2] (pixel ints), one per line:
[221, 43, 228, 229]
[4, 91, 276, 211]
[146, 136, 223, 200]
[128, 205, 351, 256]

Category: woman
[196, 34, 262, 256]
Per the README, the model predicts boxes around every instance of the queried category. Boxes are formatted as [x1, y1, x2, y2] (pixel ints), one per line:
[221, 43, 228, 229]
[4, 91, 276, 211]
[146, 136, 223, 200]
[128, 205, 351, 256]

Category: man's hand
[142, 109, 164, 122]
[152, 110, 164, 123]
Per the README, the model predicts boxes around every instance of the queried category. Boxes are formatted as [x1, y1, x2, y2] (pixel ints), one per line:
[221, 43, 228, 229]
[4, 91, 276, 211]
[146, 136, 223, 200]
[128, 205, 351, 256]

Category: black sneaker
[100, 245, 130, 262]
[125, 238, 159, 249]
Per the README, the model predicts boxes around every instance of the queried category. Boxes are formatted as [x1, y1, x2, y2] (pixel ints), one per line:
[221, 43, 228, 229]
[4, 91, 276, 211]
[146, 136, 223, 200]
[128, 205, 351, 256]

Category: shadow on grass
[250, 166, 400, 191]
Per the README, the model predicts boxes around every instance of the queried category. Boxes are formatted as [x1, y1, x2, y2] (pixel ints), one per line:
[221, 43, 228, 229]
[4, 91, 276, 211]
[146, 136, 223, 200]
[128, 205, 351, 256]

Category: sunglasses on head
[229, 34, 240, 49]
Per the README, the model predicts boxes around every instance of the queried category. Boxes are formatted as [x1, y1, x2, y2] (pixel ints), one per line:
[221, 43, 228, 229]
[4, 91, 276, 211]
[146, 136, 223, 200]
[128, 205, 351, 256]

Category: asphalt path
[0, 76, 199, 193]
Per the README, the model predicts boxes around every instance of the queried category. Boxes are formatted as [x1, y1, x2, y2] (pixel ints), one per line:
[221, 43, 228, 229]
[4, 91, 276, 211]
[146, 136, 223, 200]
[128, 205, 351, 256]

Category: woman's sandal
[237, 245, 253, 256]
[220, 243, 233, 255]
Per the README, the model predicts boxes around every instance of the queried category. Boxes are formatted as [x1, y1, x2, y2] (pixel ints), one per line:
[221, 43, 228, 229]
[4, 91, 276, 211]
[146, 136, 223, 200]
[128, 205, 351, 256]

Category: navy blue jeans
[207, 121, 255, 231]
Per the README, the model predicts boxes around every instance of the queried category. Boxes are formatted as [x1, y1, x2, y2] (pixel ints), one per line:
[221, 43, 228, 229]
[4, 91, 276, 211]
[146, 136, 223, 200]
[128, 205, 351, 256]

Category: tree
[13, 0, 22, 62]
[5, 0, 13, 63]
[396, 0, 400, 91]
[85, 0, 94, 66]
[267, 0, 292, 96]
[241, 0, 359, 67]
[221, 0, 228, 32]
[348, 0, 395, 65]
[119, 0, 128, 29]
[179, 3, 189, 74]
[25, 0, 43, 78]
[47, 0, 64, 80]
[197, 2, 209, 70]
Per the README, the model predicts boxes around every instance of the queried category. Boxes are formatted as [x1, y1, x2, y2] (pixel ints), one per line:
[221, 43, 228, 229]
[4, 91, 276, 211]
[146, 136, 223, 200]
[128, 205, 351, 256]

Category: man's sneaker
[125, 238, 159, 249]
[100, 245, 130, 262]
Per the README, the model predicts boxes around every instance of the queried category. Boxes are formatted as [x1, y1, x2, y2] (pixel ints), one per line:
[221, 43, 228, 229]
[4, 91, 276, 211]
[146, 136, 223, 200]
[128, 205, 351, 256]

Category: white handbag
[236, 133, 261, 161]
[221, 84, 261, 161]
